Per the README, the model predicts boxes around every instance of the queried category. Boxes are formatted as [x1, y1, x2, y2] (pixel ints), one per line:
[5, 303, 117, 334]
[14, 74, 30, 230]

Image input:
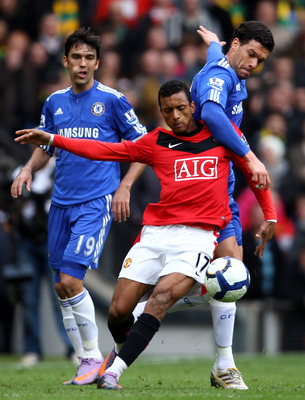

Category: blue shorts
[218, 197, 242, 246]
[48, 195, 113, 280]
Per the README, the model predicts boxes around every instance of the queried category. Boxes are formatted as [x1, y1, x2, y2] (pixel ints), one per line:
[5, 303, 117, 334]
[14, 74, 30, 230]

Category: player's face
[160, 91, 197, 135]
[228, 39, 270, 79]
[63, 44, 99, 93]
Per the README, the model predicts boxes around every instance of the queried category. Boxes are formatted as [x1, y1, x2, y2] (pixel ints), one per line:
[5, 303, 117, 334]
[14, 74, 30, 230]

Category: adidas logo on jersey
[55, 107, 63, 115]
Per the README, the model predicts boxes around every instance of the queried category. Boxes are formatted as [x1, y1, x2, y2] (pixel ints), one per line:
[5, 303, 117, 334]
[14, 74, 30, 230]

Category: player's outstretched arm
[15, 129, 51, 145]
[197, 25, 226, 47]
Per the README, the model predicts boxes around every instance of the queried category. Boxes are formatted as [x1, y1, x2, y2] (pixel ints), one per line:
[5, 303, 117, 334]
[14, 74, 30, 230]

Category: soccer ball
[204, 257, 250, 302]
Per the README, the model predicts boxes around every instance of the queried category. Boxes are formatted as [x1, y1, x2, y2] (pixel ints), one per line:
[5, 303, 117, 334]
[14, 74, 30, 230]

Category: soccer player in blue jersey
[11, 28, 146, 385]
[188, 22, 276, 389]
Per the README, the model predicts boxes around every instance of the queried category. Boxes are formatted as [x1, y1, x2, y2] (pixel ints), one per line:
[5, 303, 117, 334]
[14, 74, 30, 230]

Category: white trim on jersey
[92, 194, 113, 264]
[219, 58, 230, 69]
[209, 89, 221, 103]
[96, 82, 123, 98]
[133, 124, 147, 137]
[46, 87, 71, 102]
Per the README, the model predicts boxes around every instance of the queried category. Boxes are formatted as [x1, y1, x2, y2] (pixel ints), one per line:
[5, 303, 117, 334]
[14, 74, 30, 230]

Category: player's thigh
[109, 278, 153, 321]
[217, 200, 243, 260]
[48, 204, 70, 268]
[215, 236, 243, 260]
[66, 197, 113, 269]
[118, 227, 165, 285]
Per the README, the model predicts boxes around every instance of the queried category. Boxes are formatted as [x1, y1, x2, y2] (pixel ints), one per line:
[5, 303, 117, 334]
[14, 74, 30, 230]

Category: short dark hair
[158, 80, 191, 107]
[64, 27, 101, 60]
[231, 21, 275, 53]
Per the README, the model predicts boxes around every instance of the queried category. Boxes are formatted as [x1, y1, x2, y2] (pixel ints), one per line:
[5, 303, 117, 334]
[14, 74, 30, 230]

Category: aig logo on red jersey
[175, 157, 218, 181]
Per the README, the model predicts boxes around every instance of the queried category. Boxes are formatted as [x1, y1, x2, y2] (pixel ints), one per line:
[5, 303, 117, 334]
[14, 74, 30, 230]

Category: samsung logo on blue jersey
[57, 127, 99, 138]
[232, 102, 243, 115]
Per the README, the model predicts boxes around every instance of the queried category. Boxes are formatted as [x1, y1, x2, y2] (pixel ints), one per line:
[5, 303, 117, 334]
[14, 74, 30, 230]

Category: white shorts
[119, 225, 218, 285]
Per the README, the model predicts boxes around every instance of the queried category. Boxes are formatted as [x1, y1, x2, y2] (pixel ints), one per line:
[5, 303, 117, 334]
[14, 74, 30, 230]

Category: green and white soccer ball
[204, 256, 250, 302]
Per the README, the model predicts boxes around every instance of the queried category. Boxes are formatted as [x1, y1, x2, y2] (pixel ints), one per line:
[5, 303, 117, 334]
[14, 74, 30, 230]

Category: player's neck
[71, 79, 95, 94]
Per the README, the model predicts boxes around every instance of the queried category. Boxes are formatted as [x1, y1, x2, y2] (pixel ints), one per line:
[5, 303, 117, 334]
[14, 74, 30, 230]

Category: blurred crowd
[0, 0, 305, 354]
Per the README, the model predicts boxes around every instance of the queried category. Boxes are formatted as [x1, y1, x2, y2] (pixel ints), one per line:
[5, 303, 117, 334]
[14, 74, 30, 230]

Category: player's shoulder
[204, 57, 234, 78]
[45, 86, 71, 103]
[95, 81, 125, 101]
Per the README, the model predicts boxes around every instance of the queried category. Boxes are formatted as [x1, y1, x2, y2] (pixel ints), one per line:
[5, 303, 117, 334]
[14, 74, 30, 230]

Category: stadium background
[1, 0, 305, 357]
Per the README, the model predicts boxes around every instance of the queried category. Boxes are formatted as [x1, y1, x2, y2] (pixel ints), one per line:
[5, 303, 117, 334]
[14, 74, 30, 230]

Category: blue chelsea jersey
[39, 80, 147, 206]
[191, 41, 248, 127]
[191, 42, 248, 194]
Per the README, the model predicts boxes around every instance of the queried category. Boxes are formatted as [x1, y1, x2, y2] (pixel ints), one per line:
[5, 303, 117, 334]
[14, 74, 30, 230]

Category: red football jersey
[53, 122, 276, 229]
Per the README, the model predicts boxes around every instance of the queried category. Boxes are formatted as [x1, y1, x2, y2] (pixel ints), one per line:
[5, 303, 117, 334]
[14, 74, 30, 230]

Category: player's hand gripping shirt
[39, 80, 146, 206]
[51, 122, 277, 229]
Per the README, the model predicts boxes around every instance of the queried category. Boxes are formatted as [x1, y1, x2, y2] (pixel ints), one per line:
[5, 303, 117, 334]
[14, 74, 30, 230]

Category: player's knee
[59, 275, 83, 298]
[215, 239, 242, 260]
[108, 300, 131, 323]
[55, 281, 65, 298]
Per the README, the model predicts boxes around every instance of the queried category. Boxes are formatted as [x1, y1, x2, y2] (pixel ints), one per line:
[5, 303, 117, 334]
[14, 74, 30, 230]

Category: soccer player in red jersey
[15, 80, 277, 390]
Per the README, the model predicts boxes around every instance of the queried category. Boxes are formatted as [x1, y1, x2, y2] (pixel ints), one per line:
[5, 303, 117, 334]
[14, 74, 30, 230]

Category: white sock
[210, 298, 236, 370]
[106, 356, 127, 379]
[59, 298, 84, 358]
[68, 288, 101, 360]
[133, 302, 146, 320]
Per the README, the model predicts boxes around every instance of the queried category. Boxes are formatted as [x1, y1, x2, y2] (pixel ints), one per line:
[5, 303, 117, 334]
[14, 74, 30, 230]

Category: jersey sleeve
[52, 132, 154, 164]
[201, 102, 250, 157]
[195, 64, 233, 112]
[111, 95, 147, 142]
[206, 41, 225, 62]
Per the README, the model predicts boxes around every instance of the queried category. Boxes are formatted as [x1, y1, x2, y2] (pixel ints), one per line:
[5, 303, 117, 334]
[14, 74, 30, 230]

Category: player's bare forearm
[197, 25, 226, 47]
[15, 129, 51, 145]
[254, 220, 276, 258]
[112, 163, 146, 222]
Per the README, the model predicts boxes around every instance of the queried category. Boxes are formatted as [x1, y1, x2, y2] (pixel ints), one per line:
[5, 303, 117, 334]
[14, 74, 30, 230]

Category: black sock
[117, 313, 160, 367]
[108, 314, 135, 344]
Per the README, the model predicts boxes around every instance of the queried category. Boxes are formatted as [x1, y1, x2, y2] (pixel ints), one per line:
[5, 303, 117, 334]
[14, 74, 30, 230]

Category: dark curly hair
[158, 80, 191, 107]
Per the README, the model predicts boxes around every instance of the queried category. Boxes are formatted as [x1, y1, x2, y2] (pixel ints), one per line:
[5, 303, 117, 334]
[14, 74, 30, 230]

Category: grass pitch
[0, 353, 304, 399]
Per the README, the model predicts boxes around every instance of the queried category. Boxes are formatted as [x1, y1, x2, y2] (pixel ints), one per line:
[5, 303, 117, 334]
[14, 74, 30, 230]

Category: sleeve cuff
[48, 134, 54, 146]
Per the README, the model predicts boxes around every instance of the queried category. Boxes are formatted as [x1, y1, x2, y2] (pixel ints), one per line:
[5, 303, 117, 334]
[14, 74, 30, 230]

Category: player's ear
[94, 59, 100, 71]
[191, 101, 195, 114]
[231, 38, 240, 51]
[63, 56, 69, 68]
